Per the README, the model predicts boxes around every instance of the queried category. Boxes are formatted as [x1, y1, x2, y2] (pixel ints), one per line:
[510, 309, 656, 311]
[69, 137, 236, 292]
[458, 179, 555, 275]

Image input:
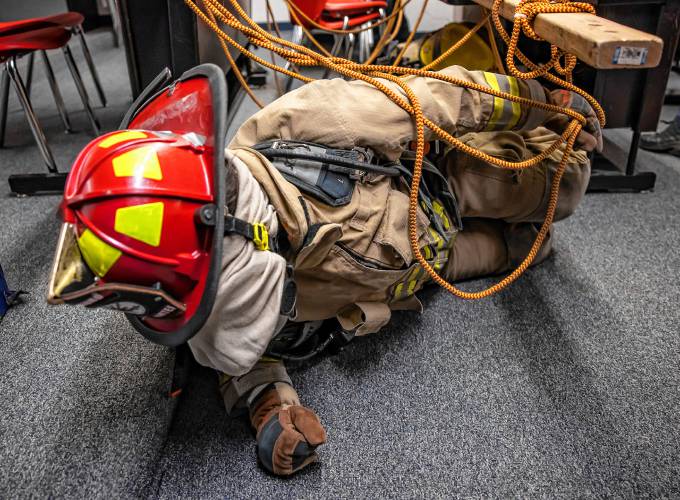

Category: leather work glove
[249, 383, 327, 476]
[544, 89, 603, 153]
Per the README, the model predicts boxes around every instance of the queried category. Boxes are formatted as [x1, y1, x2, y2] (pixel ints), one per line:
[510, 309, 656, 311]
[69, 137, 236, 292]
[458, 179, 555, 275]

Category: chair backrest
[288, 0, 326, 25]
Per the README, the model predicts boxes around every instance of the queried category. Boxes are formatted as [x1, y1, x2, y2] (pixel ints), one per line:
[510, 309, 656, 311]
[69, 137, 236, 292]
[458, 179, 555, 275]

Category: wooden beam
[472, 0, 663, 69]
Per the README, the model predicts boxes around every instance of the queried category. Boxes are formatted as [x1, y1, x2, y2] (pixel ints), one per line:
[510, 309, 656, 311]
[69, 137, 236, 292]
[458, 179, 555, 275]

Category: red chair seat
[316, 10, 382, 29]
[323, 0, 387, 13]
[0, 12, 84, 37]
[0, 26, 71, 58]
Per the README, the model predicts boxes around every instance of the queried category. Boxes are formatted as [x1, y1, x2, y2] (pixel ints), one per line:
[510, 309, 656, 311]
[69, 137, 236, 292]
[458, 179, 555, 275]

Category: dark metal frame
[587, 0, 680, 192]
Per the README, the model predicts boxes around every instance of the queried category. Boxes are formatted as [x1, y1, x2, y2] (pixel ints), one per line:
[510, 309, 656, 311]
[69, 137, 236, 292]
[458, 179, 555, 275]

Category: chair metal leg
[5, 57, 59, 174]
[364, 21, 374, 60]
[284, 25, 305, 92]
[346, 32, 356, 60]
[322, 17, 351, 79]
[377, 8, 386, 38]
[40, 51, 73, 133]
[24, 52, 35, 99]
[0, 67, 9, 148]
[358, 28, 367, 62]
[74, 25, 107, 107]
[108, 0, 123, 48]
[321, 35, 345, 79]
[62, 45, 101, 136]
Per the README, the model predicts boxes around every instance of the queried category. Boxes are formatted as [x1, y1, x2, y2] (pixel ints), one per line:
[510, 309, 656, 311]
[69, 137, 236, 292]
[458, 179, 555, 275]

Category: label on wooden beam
[612, 46, 649, 66]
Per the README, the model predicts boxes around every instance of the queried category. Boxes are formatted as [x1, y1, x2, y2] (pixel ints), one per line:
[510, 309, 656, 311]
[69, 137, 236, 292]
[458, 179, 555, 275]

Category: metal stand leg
[63, 45, 101, 136]
[346, 32, 357, 60]
[322, 17, 350, 79]
[109, 0, 122, 48]
[75, 25, 107, 107]
[284, 25, 305, 92]
[0, 67, 9, 148]
[5, 57, 59, 173]
[587, 69, 656, 193]
[24, 52, 35, 99]
[320, 35, 344, 79]
[40, 51, 73, 133]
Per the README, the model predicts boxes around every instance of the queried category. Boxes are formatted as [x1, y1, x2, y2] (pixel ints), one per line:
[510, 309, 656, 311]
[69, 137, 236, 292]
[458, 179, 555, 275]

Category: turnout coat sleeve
[230, 66, 548, 160]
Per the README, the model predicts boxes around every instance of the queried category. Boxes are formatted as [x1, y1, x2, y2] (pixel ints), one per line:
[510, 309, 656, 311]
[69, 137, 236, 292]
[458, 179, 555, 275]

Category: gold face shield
[47, 223, 185, 317]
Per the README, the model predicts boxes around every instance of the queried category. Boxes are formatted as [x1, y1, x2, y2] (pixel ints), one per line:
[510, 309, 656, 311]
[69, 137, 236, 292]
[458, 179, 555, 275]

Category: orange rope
[185, 0, 602, 299]
[391, 0, 429, 67]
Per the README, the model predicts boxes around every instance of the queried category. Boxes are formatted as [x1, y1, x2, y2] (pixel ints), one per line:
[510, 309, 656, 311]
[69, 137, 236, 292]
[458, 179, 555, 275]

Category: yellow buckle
[252, 223, 270, 251]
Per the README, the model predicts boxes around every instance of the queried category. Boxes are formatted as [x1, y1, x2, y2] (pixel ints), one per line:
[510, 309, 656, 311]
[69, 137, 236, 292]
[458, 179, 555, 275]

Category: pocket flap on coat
[295, 223, 343, 270]
[375, 188, 431, 267]
[337, 301, 391, 336]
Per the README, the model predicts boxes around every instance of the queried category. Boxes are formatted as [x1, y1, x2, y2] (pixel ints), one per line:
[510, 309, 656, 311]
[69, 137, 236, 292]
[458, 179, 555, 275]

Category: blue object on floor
[0, 264, 21, 318]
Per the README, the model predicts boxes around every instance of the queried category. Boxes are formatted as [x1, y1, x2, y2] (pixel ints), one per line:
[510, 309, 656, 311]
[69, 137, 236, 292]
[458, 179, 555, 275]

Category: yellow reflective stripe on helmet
[483, 72, 505, 131]
[112, 145, 163, 181]
[114, 202, 164, 247]
[77, 228, 122, 277]
[99, 130, 148, 148]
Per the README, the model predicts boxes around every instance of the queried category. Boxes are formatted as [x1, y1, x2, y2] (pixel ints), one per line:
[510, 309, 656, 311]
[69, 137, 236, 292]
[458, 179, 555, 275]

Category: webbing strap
[224, 215, 270, 251]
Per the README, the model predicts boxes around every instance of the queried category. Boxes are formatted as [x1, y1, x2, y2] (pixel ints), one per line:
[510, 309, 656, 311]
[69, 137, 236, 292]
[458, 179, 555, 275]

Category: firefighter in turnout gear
[48, 64, 600, 476]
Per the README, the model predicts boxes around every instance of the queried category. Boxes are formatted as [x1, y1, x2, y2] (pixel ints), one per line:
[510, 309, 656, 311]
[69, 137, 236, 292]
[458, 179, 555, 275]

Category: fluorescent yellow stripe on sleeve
[483, 72, 505, 132]
[407, 280, 418, 295]
[99, 131, 148, 148]
[506, 76, 522, 130]
[394, 282, 405, 299]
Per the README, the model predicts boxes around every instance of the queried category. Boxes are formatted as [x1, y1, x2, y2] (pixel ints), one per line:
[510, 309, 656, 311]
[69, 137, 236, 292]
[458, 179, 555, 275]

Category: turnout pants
[444, 128, 590, 281]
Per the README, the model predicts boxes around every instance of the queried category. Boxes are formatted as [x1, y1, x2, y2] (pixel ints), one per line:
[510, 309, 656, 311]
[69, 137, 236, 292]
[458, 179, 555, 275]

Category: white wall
[250, 0, 471, 32]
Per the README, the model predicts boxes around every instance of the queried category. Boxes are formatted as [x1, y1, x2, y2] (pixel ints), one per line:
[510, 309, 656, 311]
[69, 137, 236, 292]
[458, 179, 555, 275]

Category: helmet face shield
[48, 222, 186, 318]
[49, 64, 227, 347]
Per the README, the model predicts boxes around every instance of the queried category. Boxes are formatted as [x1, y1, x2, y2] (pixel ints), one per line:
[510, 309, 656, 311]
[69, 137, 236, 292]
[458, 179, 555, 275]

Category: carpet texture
[0, 30, 678, 499]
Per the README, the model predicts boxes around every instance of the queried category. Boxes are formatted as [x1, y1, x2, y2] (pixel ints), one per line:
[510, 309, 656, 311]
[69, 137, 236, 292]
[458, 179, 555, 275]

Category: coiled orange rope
[186, 0, 603, 299]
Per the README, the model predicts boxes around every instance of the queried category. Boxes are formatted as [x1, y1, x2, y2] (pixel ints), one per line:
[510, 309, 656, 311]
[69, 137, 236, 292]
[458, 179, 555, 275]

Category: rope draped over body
[186, 0, 604, 299]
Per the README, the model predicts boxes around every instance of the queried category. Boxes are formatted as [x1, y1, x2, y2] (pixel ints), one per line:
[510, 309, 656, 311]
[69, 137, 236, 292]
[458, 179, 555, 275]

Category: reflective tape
[432, 199, 450, 230]
[483, 72, 522, 131]
[77, 228, 122, 277]
[114, 202, 164, 247]
[99, 130, 148, 148]
[112, 146, 163, 181]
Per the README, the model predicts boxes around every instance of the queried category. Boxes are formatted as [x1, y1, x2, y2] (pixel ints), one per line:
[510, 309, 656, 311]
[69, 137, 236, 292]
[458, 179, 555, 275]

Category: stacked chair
[286, 0, 387, 90]
[0, 12, 106, 195]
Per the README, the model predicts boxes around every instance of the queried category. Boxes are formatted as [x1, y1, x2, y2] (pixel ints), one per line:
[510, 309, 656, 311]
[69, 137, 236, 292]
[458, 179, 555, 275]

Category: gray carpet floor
[1, 30, 679, 499]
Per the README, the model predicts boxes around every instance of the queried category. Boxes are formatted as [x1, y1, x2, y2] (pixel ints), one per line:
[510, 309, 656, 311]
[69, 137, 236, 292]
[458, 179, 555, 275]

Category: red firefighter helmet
[48, 64, 227, 346]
